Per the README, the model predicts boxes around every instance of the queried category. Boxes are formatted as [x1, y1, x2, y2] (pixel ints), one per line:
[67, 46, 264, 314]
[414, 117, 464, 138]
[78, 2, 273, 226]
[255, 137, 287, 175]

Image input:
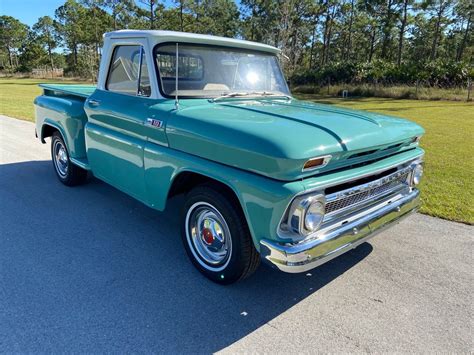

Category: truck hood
[166, 98, 424, 181]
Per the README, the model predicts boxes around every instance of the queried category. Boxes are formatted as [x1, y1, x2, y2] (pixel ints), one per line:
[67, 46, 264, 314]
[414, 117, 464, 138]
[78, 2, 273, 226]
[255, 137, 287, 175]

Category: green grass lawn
[0, 77, 91, 121]
[1, 78, 472, 224]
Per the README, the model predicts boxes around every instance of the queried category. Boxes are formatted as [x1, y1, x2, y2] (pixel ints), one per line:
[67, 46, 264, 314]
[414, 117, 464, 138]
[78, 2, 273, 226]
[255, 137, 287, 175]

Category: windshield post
[175, 43, 179, 110]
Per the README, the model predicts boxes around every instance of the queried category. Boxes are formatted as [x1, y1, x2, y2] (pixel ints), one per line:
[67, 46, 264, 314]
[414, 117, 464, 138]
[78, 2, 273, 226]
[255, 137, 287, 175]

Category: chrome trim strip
[323, 165, 412, 219]
[303, 153, 424, 194]
[325, 165, 412, 203]
[277, 155, 423, 241]
[263, 188, 420, 273]
[322, 186, 409, 225]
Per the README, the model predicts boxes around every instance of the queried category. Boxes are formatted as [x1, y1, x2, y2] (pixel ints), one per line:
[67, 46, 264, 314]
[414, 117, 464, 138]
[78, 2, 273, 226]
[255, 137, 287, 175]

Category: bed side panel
[34, 94, 88, 159]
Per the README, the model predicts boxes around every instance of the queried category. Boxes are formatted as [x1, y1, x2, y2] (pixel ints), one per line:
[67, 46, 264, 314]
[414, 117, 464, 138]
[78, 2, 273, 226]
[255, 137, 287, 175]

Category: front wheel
[181, 184, 260, 284]
[51, 132, 88, 186]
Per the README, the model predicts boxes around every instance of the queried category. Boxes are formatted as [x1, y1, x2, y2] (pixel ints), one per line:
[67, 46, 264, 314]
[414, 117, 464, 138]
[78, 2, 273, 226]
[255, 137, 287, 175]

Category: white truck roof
[103, 30, 280, 54]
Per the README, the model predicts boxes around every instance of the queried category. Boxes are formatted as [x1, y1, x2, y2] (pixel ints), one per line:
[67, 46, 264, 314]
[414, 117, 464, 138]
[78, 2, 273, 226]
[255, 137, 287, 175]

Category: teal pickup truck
[35, 30, 424, 284]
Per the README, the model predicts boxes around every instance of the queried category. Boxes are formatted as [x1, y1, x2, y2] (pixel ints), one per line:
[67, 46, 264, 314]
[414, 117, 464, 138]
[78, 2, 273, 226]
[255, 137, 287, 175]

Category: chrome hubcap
[186, 202, 232, 271]
[53, 140, 68, 177]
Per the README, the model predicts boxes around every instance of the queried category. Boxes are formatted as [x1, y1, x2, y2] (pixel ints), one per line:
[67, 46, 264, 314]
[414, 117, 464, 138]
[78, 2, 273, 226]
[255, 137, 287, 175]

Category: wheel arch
[40, 121, 67, 145]
[145, 145, 298, 250]
[167, 169, 258, 246]
[168, 170, 243, 212]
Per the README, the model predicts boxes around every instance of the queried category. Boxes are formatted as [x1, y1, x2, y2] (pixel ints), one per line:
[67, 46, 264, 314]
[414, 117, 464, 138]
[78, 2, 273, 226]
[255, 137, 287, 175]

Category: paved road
[0, 115, 472, 353]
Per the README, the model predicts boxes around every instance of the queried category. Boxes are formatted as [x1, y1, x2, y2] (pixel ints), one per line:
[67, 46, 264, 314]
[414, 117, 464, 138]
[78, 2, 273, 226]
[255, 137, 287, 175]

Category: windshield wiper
[211, 92, 252, 101]
[250, 91, 292, 100]
[211, 91, 292, 102]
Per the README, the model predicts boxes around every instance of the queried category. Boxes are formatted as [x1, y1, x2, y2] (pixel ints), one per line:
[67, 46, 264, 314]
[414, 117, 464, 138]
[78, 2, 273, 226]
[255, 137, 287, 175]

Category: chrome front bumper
[260, 189, 420, 273]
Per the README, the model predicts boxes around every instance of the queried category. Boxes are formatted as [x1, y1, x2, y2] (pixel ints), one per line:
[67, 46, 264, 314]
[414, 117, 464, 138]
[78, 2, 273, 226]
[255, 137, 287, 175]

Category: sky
[0, 0, 194, 54]
[1, 0, 68, 27]
[1, 0, 179, 27]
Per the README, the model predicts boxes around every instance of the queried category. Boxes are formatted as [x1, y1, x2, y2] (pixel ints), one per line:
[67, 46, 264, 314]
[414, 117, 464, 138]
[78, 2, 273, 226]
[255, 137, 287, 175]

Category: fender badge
[146, 118, 163, 128]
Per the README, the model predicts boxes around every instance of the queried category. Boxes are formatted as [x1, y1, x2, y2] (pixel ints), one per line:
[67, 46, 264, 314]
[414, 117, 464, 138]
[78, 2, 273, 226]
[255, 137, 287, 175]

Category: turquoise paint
[34, 85, 425, 247]
[84, 89, 161, 201]
[85, 122, 148, 202]
[143, 142, 304, 248]
[34, 95, 88, 159]
[163, 98, 424, 181]
[39, 84, 96, 98]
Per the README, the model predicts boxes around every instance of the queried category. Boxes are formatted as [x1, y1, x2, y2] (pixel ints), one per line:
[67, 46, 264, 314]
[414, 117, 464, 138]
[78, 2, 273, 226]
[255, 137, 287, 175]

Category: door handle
[88, 99, 101, 107]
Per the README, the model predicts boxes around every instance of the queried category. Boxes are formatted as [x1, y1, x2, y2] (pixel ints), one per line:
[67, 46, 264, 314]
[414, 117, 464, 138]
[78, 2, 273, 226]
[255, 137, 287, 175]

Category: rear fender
[41, 120, 67, 144]
[34, 95, 88, 159]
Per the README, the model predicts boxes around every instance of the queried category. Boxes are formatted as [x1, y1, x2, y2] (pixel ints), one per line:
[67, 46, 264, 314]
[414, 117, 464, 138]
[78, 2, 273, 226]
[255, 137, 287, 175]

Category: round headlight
[304, 200, 325, 232]
[412, 164, 423, 185]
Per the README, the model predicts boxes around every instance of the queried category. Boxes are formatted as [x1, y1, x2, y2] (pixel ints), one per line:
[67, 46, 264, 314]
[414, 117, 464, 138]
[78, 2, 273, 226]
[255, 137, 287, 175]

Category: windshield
[154, 44, 290, 98]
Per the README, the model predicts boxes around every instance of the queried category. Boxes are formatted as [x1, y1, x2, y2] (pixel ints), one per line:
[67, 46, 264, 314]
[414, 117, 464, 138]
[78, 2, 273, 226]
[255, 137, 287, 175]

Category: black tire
[51, 132, 88, 186]
[181, 184, 260, 285]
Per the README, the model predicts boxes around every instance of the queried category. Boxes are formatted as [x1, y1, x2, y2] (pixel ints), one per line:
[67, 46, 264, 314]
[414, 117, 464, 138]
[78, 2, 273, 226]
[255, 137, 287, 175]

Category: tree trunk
[368, 26, 376, 63]
[73, 44, 78, 67]
[95, 41, 100, 77]
[321, 7, 328, 65]
[7, 47, 13, 68]
[150, 1, 155, 30]
[112, 0, 117, 30]
[179, 1, 184, 31]
[195, 0, 200, 31]
[321, 3, 333, 66]
[309, 17, 318, 69]
[326, 5, 336, 64]
[345, 0, 355, 60]
[279, 0, 292, 61]
[250, 1, 256, 41]
[48, 44, 54, 78]
[397, 0, 409, 66]
[430, 8, 443, 60]
[381, 0, 394, 60]
[456, 12, 471, 61]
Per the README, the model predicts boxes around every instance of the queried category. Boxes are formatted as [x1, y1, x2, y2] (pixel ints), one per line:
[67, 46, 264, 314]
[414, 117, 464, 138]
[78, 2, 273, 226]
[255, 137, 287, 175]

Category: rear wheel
[181, 184, 260, 284]
[51, 132, 87, 186]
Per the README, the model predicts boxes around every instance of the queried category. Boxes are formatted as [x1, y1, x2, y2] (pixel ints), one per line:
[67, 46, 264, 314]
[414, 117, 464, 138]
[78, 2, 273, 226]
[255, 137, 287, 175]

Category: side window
[106, 45, 151, 97]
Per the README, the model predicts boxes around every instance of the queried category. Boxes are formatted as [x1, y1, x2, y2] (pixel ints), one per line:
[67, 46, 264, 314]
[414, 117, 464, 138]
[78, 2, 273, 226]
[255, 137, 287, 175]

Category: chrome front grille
[325, 169, 411, 215]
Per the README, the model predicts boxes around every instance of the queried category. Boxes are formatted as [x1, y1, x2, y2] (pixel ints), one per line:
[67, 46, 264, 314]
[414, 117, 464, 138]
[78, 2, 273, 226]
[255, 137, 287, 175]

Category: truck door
[85, 44, 154, 203]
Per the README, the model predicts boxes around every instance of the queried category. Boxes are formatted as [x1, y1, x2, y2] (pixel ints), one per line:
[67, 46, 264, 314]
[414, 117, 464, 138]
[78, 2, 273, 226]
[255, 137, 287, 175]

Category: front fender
[144, 143, 304, 250]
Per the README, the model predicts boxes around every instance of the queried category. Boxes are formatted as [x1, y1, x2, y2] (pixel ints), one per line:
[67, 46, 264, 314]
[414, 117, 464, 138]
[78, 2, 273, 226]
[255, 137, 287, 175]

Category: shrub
[289, 60, 472, 88]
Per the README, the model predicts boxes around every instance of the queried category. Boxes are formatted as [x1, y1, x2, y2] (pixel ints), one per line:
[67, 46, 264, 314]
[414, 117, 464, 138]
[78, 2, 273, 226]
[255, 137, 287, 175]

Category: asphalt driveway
[0, 115, 472, 353]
